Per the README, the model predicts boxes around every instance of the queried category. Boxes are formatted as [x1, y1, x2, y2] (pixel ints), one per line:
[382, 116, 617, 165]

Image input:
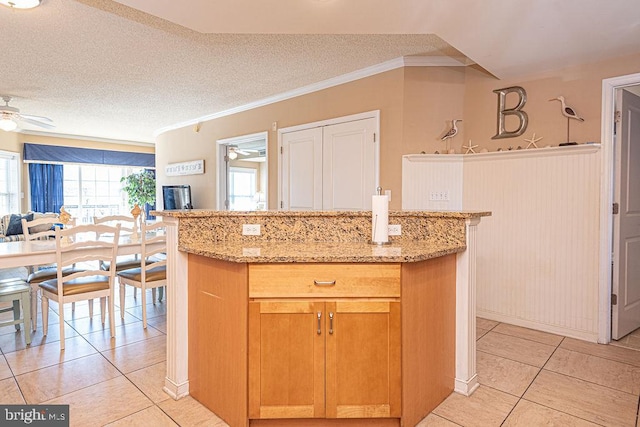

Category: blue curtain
[29, 163, 64, 213]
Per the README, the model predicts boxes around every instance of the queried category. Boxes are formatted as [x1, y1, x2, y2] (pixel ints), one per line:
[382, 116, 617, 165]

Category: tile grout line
[496, 335, 607, 427]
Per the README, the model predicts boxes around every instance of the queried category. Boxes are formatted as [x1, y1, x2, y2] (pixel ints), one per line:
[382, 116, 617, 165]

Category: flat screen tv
[162, 185, 193, 210]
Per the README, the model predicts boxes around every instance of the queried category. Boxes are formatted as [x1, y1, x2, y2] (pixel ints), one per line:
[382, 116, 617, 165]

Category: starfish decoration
[524, 133, 543, 149]
[462, 140, 478, 154]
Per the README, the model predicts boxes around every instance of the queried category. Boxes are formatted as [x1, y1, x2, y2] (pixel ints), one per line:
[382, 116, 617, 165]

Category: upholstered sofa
[0, 212, 58, 243]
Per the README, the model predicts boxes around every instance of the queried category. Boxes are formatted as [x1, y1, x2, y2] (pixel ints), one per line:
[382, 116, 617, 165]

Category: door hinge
[280, 146, 283, 154]
[373, 132, 376, 142]
[611, 294, 618, 305]
[613, 202, 619, 215]
[224, 199, 229, 209]
[224, 155, 229, 162]
[280, 201, 284, 208]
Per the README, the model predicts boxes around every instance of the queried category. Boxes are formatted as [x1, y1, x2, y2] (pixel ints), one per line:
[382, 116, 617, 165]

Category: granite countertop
[161, 209, 489, 263]
[180, 240, 465, 263]
[155, 209, 490, 219]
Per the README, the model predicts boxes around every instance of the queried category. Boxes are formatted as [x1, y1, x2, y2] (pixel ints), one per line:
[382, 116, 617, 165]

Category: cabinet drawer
[249, 263, 400, 298]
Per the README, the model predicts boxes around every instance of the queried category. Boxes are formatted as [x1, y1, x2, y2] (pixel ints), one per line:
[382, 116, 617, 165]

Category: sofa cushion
[5, 213, 34, 236]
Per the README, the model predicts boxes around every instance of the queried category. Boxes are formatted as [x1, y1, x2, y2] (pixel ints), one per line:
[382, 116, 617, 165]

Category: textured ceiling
[1, 0, 639, 144]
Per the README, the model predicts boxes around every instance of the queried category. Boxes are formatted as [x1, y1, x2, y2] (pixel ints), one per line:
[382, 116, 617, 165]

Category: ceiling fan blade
[20, 113, 54, 123]
[19, 116, 56, 129]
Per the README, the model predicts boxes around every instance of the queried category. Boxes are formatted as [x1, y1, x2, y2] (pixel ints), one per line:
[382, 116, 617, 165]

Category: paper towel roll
[371, 194, 389, 243]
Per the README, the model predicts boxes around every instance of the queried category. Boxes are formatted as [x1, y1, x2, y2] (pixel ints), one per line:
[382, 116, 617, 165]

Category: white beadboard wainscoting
[403, 145, 602, 341]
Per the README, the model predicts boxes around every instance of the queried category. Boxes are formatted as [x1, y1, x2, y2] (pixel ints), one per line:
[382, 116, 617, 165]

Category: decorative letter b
[492, 86, 528, 139]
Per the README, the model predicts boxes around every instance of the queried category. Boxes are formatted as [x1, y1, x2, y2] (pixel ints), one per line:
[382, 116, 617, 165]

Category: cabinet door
[249, 301, 326, 419]
[325, 301, 401, 418]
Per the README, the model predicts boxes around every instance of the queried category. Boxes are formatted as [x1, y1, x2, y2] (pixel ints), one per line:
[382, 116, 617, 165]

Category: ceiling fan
[229, 145, 259, 156]
[0, 95, 55, 132]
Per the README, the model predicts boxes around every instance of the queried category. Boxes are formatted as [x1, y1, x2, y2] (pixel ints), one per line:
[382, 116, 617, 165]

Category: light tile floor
[1, 291, 639, 426]
[421, 319, 640, 427]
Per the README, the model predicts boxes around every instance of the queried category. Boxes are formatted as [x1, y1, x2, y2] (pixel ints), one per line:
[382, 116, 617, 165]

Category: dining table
[0, 222, 183, 403]
[0, 232, 163, 269]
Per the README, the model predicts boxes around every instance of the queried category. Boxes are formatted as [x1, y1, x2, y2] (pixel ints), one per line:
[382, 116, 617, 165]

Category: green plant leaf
[121, 170, 156, 208]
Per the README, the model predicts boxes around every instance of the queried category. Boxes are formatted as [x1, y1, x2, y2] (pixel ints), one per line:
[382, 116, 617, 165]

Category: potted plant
[121, 170, 156, 218]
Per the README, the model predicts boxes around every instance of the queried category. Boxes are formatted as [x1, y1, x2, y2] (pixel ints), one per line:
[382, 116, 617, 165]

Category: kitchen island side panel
[401, 254, 456, 427]
[188, 254, 249, 427]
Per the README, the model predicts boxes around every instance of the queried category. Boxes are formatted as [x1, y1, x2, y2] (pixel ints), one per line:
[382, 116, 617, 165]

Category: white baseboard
[164, 378, 190, 400]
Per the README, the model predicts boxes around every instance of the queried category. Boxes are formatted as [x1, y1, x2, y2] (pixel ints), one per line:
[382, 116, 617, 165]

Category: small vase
[131, 204, 141, 241]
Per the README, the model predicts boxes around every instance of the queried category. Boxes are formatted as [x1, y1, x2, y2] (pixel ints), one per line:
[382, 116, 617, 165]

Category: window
[63, 164, 143, 224]
[229, 167, 256, 211]
[0, 150, 20, 216]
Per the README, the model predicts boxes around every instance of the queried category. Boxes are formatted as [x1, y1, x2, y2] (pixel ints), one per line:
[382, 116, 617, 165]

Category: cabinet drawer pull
[313, 280, 336, 286]
[329, 312, 334, 334]
[317, 312, 322, 335]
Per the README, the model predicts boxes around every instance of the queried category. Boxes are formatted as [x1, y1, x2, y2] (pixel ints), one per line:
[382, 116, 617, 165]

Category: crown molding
[154, 55, 468, 138]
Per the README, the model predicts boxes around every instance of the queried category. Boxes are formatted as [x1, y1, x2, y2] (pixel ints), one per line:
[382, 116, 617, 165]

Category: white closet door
[322, 118, 377, 210]
[281, 127, 323, 210]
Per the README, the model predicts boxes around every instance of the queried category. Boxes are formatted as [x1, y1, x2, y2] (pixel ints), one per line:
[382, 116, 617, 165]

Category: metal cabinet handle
[329, 312, 334, 334]
[317, 312, 322, 335]
[313, 280, 336, 286]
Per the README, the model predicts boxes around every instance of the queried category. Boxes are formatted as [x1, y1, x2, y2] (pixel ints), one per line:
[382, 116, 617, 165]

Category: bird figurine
[549, 96, 584, 121]
[549, 96, 584, 144]
[441, 119, 461, 153]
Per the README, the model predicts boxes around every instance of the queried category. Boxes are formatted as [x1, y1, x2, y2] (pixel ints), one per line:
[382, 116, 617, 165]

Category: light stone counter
[158, 210, 489, 263]
[182, 240, 465, 263]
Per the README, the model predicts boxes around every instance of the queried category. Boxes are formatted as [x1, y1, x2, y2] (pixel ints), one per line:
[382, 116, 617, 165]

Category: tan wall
[156, 68, 407, 209]
[156, 52, 640, 210]
[462, 52, 640, 152]
[0, 133, 154, 212]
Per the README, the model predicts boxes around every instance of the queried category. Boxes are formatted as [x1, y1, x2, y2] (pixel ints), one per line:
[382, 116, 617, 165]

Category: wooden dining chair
[116, 220, 167, 328]
[22, 215, 84, 331]
[0, 278, 32, 345]
[93, 215, 149, 302]
[40, 223, 121, 350]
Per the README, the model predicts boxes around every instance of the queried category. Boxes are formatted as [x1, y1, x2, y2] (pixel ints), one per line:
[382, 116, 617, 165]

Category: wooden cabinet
[248, 301, 326, 419]
[325, 301, 401, 419]
[188, 254, 457, 427]
[248, 264, 401, 421]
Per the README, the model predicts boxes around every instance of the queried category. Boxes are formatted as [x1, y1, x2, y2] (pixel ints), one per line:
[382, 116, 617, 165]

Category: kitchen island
[155, 210, 489, 427]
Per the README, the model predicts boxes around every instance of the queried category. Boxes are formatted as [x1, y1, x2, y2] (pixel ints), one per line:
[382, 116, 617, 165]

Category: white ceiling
[1, 0, 639, 144]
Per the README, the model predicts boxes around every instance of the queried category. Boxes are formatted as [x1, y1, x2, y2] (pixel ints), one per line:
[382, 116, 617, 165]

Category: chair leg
[133, 287, 137, 300]
[109, 295, 115, 338]
[59, 303, 65, 351]
[30, 283, 38, 331]
[100, 297, 106, 325]
[12, 300, 21, 331]
[141, 285, 147, 329]
[88, 299, 94, 318]
[21, 291, 31, 345]
[42, 296, 49, 336]
[158, 286, 164, 303]
[72, 301, 75, 312]
[119, 283, 126, 319]
[152, 288, 157, 305]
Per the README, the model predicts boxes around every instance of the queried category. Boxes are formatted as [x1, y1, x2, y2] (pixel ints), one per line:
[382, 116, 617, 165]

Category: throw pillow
[30, 213, 58, 233]
[5, 213, 34, 236]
